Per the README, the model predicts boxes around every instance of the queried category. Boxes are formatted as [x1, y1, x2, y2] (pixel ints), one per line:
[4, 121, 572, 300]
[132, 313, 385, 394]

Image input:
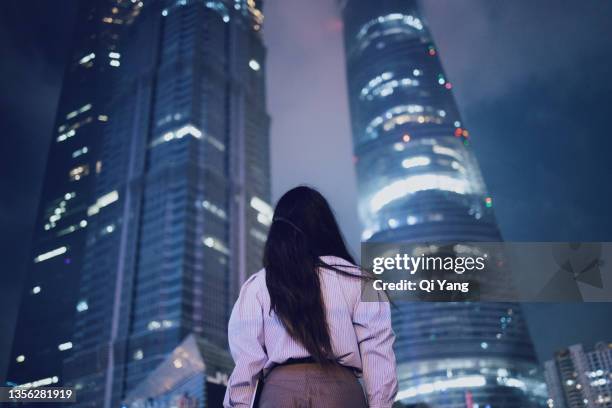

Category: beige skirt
[259, 363, 367, 408]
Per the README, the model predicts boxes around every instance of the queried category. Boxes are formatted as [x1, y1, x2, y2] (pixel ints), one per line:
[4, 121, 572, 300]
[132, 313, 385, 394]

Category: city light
[249, 59, 261, 71]
[401, 156, 431, 169]
[395, 375, 486, 400]
[87, 190, 119, 216]
[370, 174, 469, 213]
[34, 246, 67, 263]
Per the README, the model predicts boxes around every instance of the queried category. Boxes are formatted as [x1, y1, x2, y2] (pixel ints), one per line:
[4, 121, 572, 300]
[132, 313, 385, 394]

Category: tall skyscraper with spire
[340, 1, 546, 406]
[8, 1, 270, 407]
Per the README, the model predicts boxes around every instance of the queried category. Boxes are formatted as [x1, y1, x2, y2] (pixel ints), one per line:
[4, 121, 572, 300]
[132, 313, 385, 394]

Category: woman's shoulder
[318, 255, 362, 276]
[239, 269, 267, 297]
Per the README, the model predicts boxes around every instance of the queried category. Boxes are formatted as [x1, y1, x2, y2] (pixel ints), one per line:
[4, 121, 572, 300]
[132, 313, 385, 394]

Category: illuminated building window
[370, 174, 469, 213]
[78, 53, 95, 65]
[250, 196, 272, 226]
[16, 355, 25, 363]
[433, 145, 462, 161]
[395, 375, 486, 400]
[87, 191, 119, 216]
[72, 146, 89, 158]
[356, 14, 424, 52]
[76, 300, 88, 312]
[32, 286, 41, 294]
[34, 246, 67, 263]
[66, 103, 92, 120]
[401, 156, 431, 169]
[18, 376, 59, 388]
[134, 349, 143, 360]
[148, 321, 161, 331]
[360, 72, 419, 101]
[365, 105, 445, 139]
[57, 116, 93, 143]
[98, 114, 108, 122]
[102, 224, 116, 235]
[150, 124, 226, 151]
[57, 129, 76, 142]
[147, 320, 172, 332]
[202, 236, 230, 255]
[110, 59, 120, 67]
[201, 200, 227, 220]
[69, 165, 89, 181]
[451, 161, 466, 173]
[247, 0, 264, 26]
[58, 342, 73, 351]
[249, 59, 261, 71]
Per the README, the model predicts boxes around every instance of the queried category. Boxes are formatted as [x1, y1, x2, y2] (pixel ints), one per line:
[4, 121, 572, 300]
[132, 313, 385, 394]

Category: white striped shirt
[223, 255, 398, 408]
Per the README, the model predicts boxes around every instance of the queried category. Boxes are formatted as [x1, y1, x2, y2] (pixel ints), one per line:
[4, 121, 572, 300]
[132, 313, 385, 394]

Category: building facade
[9, 1, 270, 407]
[340, 0, 546, 406]
[7, 0, 143, 390]
[123, 334, 233, 408]
[545, 342, 612, 408]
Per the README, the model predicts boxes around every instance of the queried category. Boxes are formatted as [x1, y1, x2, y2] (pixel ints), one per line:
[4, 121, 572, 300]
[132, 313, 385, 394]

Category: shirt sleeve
[353, 292, 398, 408]
[223, 275, 267, 407]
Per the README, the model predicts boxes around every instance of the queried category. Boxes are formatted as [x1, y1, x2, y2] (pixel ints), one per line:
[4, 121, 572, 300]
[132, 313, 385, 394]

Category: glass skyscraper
[9, 1, 270, 407]
[7, 0, 143, 390]
[340, 1, 546, 406]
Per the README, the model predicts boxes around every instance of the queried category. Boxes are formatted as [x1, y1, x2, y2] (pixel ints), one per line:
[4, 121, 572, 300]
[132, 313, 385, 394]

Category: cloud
[264, 0, 362, 252]
[421, 0, 612, 108]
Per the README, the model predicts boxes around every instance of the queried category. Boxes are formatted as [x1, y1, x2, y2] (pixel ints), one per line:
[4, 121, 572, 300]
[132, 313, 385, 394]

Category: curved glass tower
[340, 1, 546, 406]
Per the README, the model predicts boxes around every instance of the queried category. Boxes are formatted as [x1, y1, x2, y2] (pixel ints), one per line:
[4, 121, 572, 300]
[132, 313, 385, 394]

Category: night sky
[2, 0, 612, 381]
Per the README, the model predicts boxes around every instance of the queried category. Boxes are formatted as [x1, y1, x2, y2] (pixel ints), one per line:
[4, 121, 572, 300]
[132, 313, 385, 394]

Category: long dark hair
[263, 186, 357, 364]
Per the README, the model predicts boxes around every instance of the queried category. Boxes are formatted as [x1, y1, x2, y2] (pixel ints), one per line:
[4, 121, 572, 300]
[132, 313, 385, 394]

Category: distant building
[339, 0, 546, 406]
[545, 342, 612, 408]
[7, 0, 143, 390]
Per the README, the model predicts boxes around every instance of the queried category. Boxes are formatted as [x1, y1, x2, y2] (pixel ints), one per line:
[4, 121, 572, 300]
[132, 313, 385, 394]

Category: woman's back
[223, 255, 397, 407]
[223, 186, 397, 408]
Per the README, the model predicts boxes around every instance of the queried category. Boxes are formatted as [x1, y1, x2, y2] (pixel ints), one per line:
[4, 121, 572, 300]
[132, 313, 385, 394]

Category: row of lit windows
[150, 123, 226, 151]
[365, 104, 447, 140]
[360, 71, 421, 101]
[357, 13, 423, 42]
[201, 199, 227, 219]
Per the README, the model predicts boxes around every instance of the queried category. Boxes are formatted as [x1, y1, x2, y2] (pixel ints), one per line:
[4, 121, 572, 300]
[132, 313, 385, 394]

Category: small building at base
[123, 334, 233, 408]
